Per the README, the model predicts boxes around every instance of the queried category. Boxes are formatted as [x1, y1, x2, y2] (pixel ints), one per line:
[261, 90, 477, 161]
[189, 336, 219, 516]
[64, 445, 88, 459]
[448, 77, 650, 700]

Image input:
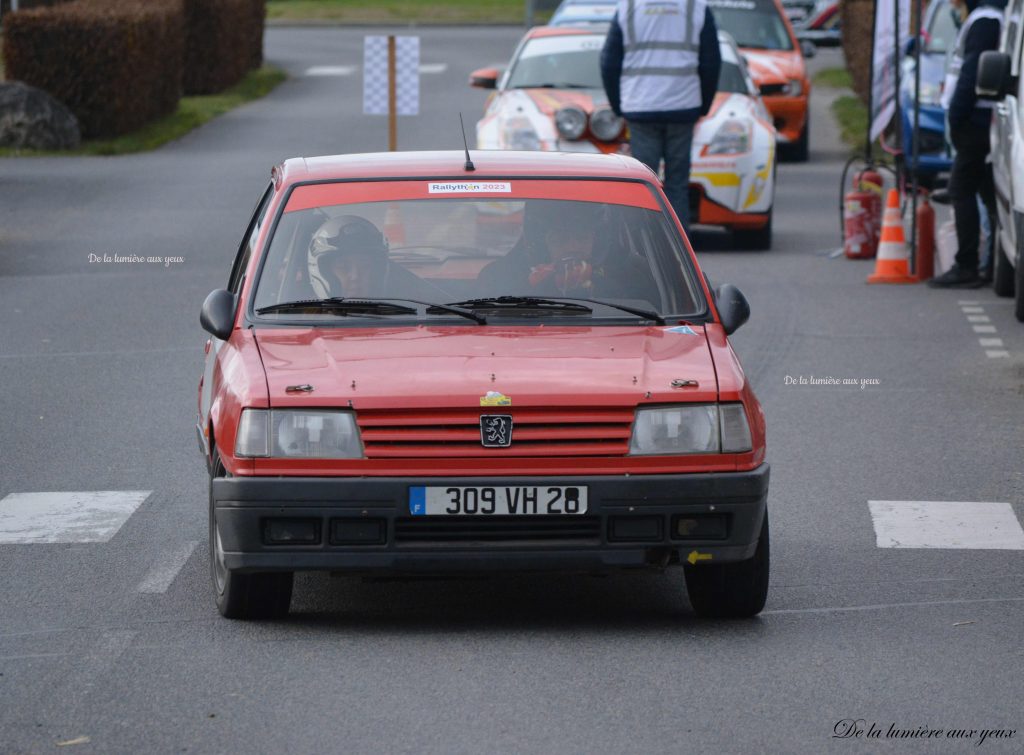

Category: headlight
[628, 404, 752, 455]
[706, 119, 750, 155]
[783, 78, 804, 96]
[503, 116, 542, 150]
[235, 409, 363, 459]
[555, 106, 587, 140]
[590, 107, 624, 141]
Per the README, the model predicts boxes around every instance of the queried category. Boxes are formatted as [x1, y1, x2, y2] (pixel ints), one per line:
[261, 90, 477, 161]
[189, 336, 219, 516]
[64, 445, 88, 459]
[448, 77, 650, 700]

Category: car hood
[510, 87, 606, 116]
[740, 49, 806, 84]
[254, 325, 720, 409]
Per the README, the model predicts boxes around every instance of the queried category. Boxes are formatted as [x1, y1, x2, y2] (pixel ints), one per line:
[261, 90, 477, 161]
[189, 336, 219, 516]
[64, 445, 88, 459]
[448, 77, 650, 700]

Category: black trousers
[948, 122, 996, 271]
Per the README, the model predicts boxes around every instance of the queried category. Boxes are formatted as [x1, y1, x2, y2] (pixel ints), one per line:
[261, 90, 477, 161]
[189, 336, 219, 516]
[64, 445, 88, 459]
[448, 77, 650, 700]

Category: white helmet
[308, 215, 388, 298]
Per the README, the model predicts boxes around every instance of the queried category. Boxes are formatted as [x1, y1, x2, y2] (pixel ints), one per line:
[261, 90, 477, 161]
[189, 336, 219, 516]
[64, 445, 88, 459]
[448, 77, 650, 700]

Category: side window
[228, 183, 274, 295]
[1008, 0, 1023, 74]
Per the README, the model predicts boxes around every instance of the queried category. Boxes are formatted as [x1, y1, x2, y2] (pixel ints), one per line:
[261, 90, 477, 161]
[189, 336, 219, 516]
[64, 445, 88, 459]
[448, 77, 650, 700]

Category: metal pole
[526, 0, 535, 28]
[388, 35, 397, 152]
[865, 0, 879, 161]
[893, 0, 903, 186]
[910, 0, 922, 276]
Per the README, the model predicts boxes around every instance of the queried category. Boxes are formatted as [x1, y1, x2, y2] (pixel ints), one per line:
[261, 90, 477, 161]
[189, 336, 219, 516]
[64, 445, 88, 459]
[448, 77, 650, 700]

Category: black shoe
[927, 265, 983, 288]
[930, 188, 952, 205]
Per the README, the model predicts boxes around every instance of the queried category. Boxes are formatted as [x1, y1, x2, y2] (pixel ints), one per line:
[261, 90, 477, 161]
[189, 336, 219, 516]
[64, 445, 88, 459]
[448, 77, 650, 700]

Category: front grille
[759, 83, 787, 96]
[918, 130, 947, 154]
[394, 515, 601, 545]
[358, 407, 633, 458]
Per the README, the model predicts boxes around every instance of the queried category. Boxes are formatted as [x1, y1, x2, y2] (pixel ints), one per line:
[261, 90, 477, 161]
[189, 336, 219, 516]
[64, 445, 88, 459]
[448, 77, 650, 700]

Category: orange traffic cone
[867, 189, 917, 284]
[383, 203, 406, 245]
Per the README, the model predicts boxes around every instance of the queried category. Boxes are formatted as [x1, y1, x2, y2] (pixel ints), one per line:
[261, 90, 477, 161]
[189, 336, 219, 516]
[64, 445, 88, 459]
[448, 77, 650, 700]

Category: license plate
[409, 486, 588, 516]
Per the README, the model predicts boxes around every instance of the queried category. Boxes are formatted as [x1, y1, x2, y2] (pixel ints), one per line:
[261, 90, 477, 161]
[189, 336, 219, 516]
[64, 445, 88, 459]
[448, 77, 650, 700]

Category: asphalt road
[1, 26, 1023, 754]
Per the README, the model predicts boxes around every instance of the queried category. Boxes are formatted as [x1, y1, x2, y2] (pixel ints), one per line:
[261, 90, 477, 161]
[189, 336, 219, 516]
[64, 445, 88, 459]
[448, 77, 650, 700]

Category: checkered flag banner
[363, 35, 420, 116]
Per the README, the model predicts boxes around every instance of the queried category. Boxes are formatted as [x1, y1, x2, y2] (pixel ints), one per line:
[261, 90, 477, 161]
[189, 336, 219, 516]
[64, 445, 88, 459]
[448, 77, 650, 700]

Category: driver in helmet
[308, 215, 389, 299]
[477, 200, 600, 296]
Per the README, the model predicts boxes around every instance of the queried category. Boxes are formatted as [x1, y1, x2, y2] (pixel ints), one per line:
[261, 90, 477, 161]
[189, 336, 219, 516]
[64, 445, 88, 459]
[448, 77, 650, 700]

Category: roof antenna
[459, 113, 475, 172]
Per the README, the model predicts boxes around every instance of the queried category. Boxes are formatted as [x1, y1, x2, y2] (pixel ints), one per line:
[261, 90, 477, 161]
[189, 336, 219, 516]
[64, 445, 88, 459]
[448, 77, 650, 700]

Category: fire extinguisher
[843, 167, 884, 259]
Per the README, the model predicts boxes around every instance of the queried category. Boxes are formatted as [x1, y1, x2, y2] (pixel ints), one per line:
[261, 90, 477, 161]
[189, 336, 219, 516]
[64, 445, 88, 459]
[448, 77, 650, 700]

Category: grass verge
[266, 0, 551, 23]
[813, 66, 852, 89]
[1, 65, 286, 157]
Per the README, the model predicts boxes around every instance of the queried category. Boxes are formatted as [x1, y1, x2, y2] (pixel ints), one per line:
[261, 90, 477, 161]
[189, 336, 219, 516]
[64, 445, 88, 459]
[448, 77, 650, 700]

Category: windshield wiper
[552, 297, 666, 325]
[256, 298, 418, 316]
[444, 296, 593, 315]
[392, 299, 487, 324]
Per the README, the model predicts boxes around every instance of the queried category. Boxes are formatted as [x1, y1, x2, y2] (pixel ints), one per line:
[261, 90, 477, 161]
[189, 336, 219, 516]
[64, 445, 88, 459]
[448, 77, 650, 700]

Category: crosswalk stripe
[136, 541, 199, 594]
[869, 500, 1024, 550]
[0, 491, 151, 544]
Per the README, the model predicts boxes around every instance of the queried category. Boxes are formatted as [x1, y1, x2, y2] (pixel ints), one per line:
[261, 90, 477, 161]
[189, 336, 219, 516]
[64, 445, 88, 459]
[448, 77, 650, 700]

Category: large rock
[0, 81, 81, 150]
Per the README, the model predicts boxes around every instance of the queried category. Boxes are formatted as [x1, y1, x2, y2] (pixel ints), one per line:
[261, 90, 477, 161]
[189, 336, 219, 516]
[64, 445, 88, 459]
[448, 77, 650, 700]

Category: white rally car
[469, 26, 777, 249]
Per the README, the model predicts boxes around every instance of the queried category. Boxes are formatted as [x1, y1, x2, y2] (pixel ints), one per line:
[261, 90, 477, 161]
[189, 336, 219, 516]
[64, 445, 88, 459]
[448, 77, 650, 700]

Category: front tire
[209, 451, 293, 619]
[784, 114, 809, 163]
[733, 210, 773, 250]
[684, 512, 769, 618]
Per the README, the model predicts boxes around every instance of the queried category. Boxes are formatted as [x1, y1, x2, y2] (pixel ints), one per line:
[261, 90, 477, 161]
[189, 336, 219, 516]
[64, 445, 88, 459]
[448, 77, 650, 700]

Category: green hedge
[2, 0, 266, 138]
[183, 0, 264, 95]
[2, 0, 185, 138]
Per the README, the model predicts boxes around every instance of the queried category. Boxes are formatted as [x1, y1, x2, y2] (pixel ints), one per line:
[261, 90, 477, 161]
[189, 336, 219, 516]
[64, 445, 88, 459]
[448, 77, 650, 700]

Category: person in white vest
[928, 0, 1005, 288]
[600, 0, 721, 234]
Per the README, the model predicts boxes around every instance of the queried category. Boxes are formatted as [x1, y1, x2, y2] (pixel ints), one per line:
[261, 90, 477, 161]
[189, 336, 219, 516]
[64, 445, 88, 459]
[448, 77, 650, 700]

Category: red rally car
[197, 151, 769, 620]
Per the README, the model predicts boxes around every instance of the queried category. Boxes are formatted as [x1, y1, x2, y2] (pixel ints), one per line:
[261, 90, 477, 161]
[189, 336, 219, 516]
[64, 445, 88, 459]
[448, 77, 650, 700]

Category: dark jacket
[948, 0, 1006, 130]
[600, 6, 721, 124]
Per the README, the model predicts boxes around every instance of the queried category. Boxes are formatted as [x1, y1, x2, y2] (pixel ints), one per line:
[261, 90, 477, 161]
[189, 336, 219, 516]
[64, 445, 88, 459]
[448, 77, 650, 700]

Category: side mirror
[977, 50, 1012, 100]
[200, 289, 236, 341]
[469, 67, 500, 89]
[714, 284, 750, 335]
[800, 39, 817, 59]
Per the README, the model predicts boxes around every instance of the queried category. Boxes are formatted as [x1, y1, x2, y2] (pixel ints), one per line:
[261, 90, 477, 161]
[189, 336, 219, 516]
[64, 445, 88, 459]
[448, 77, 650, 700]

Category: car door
[992, 0, 1021, 257]
[1009, 2, 1024, 266]
[198, 183, 273, 457]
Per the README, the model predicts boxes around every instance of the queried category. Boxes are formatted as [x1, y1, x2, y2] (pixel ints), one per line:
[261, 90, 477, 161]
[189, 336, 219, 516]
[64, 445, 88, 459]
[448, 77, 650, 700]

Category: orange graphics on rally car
[707, 0, 811, 161]
[197, 151, 769, 621]
[471, 26, 778, 249]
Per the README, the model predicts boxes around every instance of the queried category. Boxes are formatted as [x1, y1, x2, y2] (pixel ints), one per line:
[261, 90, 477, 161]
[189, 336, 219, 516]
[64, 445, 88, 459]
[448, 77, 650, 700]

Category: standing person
[600, 0, 721, 234]
[928, 0, 1005, 288]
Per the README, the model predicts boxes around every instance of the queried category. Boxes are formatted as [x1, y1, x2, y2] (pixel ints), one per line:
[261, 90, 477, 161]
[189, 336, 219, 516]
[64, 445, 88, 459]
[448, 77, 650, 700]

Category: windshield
[507, 34, 746, 94]
[506, 35, 607, 89]
[252, 187, 704, 322]
[924, 0, 955, 54]
[710, 3, 795, 51]
[719, 60, 752, 94]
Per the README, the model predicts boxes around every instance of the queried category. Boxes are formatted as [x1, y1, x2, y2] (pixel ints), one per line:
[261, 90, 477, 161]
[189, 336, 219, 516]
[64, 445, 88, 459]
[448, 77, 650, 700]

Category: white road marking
[973, 324, 997, 333]
[961, 306, 985, 313]
[957, 300, 979, 305]
[136, 541, 199, 594]
[967, 315, 991, 323]
[305, 65, 356, 77]
[986, 349, 1010, 358]
[763, 596, 1024, 616]
[0, 491, 151, 544]
[305, 64, 445, 77]
[979, 338, 1004, 347]
[869, 500, 1024, 550]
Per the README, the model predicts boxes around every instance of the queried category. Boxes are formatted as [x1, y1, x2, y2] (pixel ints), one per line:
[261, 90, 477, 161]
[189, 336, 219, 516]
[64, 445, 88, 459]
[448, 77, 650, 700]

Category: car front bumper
[211, 465, 769, 574]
